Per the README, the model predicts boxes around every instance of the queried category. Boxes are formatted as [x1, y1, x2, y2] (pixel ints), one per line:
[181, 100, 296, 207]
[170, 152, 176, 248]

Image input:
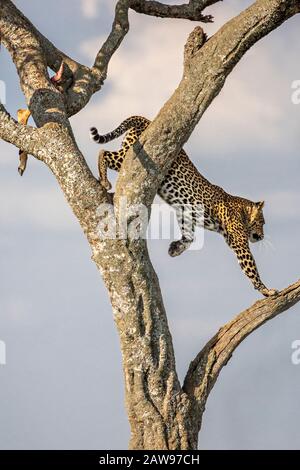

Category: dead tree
[0, 0, 300, 450]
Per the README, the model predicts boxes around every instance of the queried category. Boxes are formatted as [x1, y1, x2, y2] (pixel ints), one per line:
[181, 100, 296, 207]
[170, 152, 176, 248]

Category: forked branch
[1, 0, 300, 450]
[93, 0, 218, 87]
[115, 0, 300, 209]
[183, 279, 300, 413]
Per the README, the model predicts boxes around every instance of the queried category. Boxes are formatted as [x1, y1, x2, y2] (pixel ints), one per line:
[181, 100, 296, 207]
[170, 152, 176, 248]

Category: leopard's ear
[255, 201, 265, 210]
[250, 201, 264, 223]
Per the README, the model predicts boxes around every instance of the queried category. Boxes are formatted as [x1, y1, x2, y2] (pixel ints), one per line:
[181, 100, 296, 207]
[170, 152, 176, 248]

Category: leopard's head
[248, 201, 265, 243]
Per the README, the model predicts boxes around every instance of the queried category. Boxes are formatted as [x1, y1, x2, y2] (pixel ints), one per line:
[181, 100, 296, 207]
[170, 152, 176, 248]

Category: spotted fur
[90, 116, 278, 297]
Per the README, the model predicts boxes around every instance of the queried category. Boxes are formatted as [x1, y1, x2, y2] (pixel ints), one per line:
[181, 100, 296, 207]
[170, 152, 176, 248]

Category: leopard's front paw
[260, 287, 279, 298]
[168, 240, 188, 257]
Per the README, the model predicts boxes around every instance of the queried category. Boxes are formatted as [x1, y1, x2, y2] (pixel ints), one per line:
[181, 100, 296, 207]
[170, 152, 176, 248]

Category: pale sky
[0, 0, 299, 449]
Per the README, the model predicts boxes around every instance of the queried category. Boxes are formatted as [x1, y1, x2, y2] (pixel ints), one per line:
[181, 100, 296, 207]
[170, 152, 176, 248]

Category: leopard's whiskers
[260, 234, 275, 252]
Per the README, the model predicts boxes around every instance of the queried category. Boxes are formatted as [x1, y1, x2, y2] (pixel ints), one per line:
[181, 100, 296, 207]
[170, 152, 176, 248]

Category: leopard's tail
[90, 116, 145, 144]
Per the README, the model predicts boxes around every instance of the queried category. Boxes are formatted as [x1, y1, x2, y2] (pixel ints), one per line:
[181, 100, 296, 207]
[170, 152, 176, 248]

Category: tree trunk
[1, 0, 300, 450]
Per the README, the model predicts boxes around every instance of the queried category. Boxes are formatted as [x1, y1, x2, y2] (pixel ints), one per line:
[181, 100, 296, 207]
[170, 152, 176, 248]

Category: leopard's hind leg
[98, 150, 112, 190]
[98, 149, 126, 190]
[97, 127, 139, 190]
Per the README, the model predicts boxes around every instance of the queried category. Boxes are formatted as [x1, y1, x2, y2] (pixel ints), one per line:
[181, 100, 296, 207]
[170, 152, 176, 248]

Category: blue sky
[0, 0, 299, 449]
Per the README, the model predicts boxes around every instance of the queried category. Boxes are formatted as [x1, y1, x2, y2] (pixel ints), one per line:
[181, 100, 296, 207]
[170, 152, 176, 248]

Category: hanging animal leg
[17, 108, 31, 176]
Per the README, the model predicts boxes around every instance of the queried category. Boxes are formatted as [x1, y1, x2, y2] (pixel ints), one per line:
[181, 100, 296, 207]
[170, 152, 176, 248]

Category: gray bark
[0, 0, 300, 450]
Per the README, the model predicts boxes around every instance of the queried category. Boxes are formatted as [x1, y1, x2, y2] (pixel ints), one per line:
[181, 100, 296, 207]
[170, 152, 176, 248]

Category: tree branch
[33, 21, 103, 116]
[0, 0, 108, 231]
[0, 0, 68, 128]
[93, 0, 220, 88]
[0, 0, 219, 120]
[130, 0, 220, 22]
[115, 0, 300, 210]
[108, 2, 300, 445]
[1, 0, 299, 450]
[0, 0, 103, 118]
[0, 103, 42, 156]
[93, 0, 131, 81]
[183, 279, 300, 413]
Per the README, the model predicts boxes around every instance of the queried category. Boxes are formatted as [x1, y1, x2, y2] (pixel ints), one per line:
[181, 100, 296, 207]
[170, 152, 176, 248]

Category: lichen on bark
[0, 0, 300, 450]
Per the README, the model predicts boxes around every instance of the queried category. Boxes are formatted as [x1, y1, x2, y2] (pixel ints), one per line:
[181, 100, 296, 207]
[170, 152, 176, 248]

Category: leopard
[90, 116, 278, 298]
